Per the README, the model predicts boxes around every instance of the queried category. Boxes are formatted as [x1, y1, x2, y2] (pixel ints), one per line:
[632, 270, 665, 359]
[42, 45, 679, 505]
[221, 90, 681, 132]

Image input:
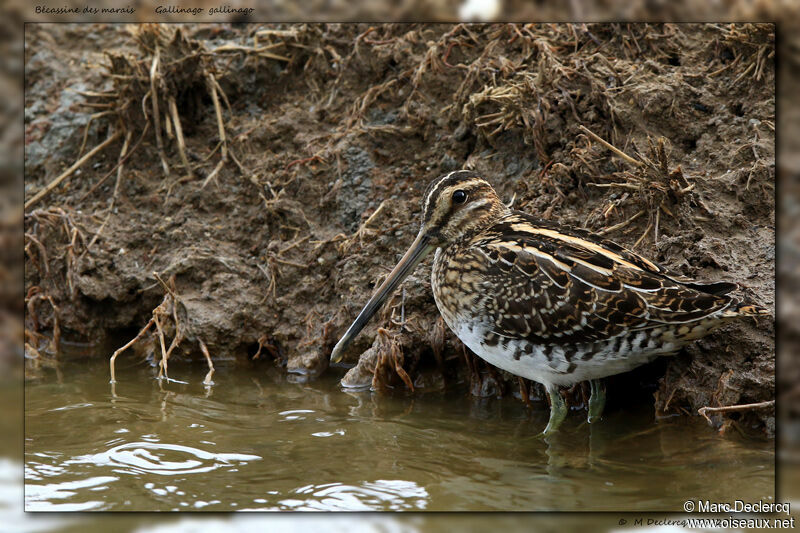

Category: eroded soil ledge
[24, 23, 775, 435]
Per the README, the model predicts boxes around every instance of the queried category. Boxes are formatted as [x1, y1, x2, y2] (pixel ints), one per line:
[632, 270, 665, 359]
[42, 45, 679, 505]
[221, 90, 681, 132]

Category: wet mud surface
[24, 23, 775, 434]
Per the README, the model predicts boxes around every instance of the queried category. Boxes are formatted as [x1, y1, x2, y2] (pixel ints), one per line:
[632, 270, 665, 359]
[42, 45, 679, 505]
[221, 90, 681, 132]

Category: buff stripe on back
[507, 222, 660, 272]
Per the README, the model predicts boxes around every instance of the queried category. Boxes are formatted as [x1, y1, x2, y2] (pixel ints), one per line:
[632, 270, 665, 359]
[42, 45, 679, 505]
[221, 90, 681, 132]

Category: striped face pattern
[419, 170, 508, 243]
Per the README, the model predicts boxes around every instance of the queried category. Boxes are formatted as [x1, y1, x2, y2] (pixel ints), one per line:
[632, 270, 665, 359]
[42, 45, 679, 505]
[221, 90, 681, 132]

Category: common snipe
[330, 170, 768, 434]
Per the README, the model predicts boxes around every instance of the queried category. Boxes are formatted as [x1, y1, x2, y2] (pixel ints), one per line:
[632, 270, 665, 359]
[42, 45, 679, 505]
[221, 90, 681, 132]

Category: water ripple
[65, 442, 261, 476]
[278, 480, 429, 511]
[52, 402, 94, 412]
[278, 409, 315, 421]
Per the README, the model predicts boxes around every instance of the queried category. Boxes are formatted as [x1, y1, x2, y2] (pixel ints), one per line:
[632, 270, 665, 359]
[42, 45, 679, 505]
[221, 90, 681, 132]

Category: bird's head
[417, 170, 508, 245]
[330, 170, 507, 363]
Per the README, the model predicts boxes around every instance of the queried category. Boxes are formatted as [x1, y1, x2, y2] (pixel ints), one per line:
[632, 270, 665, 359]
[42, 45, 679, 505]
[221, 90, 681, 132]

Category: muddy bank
[24, 23, 774, 434]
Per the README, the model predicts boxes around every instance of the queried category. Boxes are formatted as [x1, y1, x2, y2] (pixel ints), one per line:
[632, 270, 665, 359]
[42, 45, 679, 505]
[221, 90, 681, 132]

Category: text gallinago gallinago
[330, 170, 768, 434]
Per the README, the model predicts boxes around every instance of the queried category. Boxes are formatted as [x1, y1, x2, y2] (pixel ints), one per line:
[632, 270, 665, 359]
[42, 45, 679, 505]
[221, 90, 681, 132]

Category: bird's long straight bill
[330, 232, 435, 363]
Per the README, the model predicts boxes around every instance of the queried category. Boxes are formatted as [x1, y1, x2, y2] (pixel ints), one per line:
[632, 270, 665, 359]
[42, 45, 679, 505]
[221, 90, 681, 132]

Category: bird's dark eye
[452, 190, 467, 204]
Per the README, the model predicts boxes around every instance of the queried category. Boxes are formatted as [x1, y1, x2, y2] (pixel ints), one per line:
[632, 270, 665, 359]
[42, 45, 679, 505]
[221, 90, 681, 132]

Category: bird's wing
[471, 214, 736, 344]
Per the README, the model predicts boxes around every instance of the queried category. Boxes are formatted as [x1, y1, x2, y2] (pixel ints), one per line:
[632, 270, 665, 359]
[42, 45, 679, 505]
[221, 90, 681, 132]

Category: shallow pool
[24, 355, 774, 512]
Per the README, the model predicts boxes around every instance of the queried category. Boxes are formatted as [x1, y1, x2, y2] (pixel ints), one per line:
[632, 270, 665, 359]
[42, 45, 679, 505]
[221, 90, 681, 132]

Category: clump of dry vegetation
[26, 24, 299, 380]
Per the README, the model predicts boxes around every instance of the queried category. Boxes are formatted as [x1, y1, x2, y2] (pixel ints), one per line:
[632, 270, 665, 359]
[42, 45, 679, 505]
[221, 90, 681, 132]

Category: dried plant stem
[111, 129, 134, 201]
[109, 318, 155, 383]
[255, 28, 298, 39]
[346, 199, 387, 249]
[698, 400, 775, 424]
[654, 203, 661, 245]
[80, 122, 149, 202]
[149, 45, 170, 178]
[208, 75, 232, 114]
[632, 218, 654, 249]
[708, 55, 740, 77]
[77, 111, 114, 156]
[209, 43, 290, 62]
[168, 96, 193, 178]
[87, 128, 133, 250]
[24, 233, 49, 276]
[199, 339, 215, 386]
[202, 72, 228, 188]
[25, 130, 122, 211]
[597, 210, 645, 236]
[589, 182, 640, 191]
[578, 125, 643, 168]
[154, 312, 170, 380]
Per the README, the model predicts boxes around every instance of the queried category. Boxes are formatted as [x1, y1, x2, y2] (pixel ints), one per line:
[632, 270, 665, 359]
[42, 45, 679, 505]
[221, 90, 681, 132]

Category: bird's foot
[588, 379, 606, 424]
[540, 387, 568, 436]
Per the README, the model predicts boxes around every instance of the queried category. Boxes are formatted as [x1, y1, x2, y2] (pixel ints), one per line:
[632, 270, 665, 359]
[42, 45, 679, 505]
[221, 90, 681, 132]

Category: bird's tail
[721, 300, 771, 319]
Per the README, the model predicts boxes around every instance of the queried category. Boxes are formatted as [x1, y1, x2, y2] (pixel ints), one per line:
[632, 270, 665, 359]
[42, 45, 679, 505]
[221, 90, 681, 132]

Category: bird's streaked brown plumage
[330, 170, 769, 434]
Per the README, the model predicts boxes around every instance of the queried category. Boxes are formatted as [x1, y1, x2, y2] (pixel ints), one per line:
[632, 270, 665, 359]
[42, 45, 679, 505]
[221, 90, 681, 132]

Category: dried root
[24, 207, 89, 351]
[370, 327, 414, 392]
[109, 316, 155, 384]
[518, 377, 533, 409]
[698, 400, 775, 426]
[259, 241, 309, 300]
[461, 344, 482, 393]
[252, 334, 281, 361]
[199, 339, 215, 386]
[25, 286, 61, 357]
[297, 309, 340, 357]
[108, 271, 215, 390]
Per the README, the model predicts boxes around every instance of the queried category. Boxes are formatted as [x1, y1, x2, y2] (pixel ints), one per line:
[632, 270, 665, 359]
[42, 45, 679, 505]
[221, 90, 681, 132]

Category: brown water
[24, 355, 775, 513]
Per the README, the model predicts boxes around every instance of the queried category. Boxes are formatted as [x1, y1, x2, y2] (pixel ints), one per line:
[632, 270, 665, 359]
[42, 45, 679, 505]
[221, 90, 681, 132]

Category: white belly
[430, 249, 672, 389]
[449, 319, 670, 387]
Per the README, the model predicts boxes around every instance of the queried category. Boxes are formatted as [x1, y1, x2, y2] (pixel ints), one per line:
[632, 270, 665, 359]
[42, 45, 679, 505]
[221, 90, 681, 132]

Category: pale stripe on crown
[422, 172, 487, 226]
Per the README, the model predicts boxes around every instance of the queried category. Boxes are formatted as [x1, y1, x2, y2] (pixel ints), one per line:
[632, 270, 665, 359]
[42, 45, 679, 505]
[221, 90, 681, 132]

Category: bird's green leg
[588, 379, 606, 423]
[541, 385, 568, 436]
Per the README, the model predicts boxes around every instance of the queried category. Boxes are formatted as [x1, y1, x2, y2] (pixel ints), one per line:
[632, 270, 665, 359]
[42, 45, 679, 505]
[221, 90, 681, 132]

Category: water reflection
[24, 358, 775, 512]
